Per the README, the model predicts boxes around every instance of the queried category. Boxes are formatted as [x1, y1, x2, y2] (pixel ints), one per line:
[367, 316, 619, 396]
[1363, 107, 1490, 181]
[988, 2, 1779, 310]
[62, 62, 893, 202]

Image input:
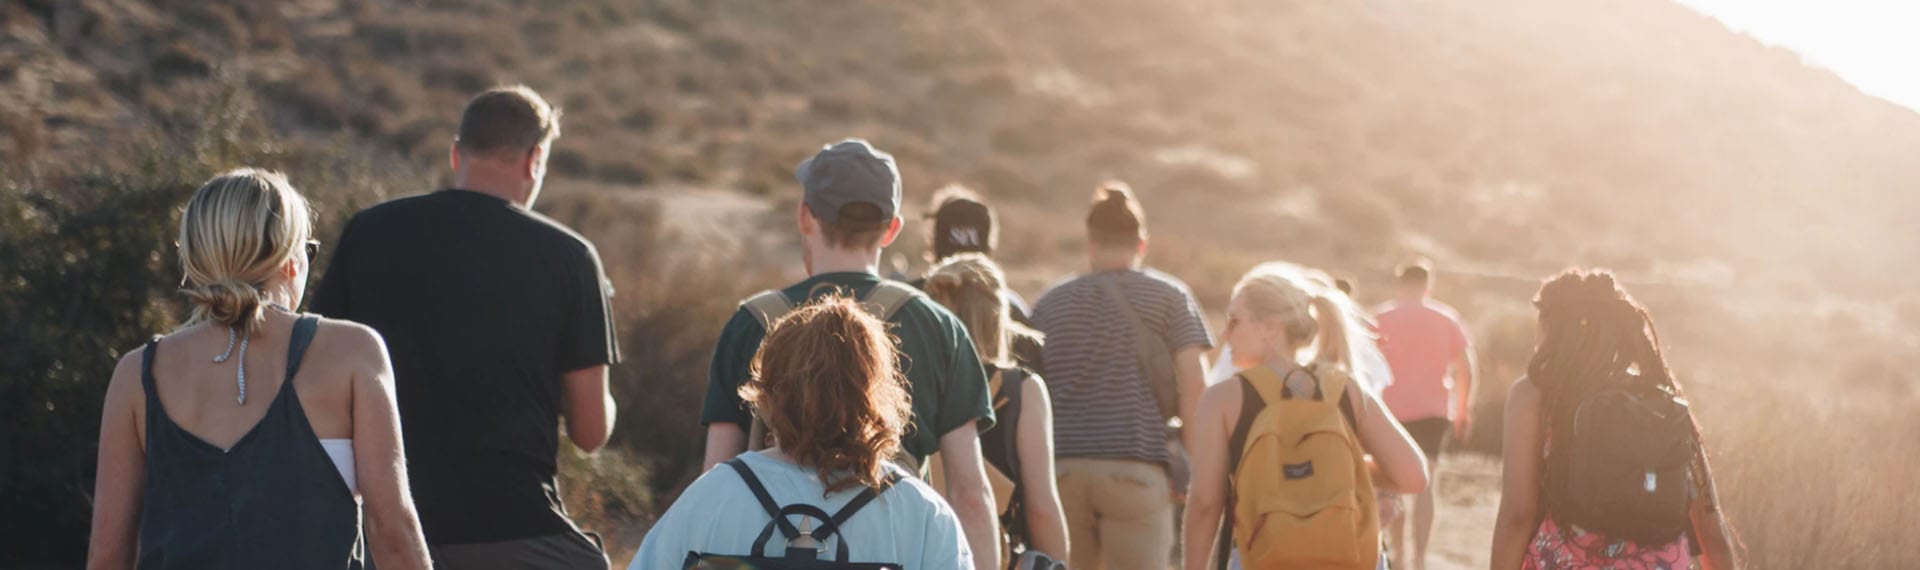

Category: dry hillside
[5, 0, 1918, 567]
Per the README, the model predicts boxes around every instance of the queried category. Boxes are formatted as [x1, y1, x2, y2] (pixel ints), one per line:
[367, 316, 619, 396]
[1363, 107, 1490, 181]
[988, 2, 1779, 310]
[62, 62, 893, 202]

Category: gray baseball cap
[795, 138, 901, 224]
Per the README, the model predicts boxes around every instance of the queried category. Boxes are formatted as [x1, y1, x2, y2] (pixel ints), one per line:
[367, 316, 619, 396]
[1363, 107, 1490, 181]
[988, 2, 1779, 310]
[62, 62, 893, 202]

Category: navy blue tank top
[137, 315, 366, 569]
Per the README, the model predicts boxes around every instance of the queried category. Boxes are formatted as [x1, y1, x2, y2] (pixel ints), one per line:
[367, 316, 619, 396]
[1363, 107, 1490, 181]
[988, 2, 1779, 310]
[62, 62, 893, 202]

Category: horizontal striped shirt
[1032, 268, 1213, 464]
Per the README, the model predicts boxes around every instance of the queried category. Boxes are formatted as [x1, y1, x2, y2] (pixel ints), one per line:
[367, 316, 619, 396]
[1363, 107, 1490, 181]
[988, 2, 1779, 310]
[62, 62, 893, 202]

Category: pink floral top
[1523, 517, 1690, 570]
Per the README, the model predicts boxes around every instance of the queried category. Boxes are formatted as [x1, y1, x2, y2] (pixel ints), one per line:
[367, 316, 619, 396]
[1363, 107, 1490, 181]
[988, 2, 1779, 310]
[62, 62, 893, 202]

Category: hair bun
[1087, 181, 1145, 240]
[185, 279, 265, 329]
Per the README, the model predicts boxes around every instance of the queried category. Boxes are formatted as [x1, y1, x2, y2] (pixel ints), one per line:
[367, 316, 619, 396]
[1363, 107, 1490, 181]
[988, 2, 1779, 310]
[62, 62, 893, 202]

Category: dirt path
[605, 454, 1503, 569]
[1419, 454, 1500, 570]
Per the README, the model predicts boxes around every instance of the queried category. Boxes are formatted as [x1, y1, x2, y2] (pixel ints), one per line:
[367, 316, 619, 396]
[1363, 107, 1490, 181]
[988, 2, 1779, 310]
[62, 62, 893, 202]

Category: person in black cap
[912, 184, 1044, 372]
[699, 139, 1003, 570]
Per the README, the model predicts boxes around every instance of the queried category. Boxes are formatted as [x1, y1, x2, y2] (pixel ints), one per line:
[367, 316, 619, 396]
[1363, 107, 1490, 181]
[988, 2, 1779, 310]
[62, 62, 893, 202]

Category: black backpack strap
[997, 368, 1026, 481]
[769, 470, 901, 563]
[830, 469, 902, 529]
[725, 459, 802, 543]
[731, 458, 898, 563]
[757, 503, 842, 561]
[1218, 373, 1264, 569]
[997, 369, 1030, 546]
[284, 315, 321, 384]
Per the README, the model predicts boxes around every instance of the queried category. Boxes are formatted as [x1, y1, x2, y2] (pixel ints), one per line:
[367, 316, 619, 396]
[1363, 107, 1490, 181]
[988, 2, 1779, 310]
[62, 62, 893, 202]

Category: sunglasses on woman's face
[304, 239, 321, 260]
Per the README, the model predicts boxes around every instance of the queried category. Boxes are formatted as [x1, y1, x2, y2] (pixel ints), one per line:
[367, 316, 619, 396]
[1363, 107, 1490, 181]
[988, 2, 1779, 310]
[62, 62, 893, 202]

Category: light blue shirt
[630, 451, 972, 569]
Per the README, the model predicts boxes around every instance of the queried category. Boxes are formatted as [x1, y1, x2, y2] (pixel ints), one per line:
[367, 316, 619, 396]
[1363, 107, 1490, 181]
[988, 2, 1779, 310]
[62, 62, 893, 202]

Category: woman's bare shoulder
[307, 317, 392, 384]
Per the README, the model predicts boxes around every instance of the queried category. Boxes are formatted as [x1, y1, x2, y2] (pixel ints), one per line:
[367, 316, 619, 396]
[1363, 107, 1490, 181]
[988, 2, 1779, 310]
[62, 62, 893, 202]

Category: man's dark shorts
[1402, 417, 1451, 461]
[429, 531, 607, 570]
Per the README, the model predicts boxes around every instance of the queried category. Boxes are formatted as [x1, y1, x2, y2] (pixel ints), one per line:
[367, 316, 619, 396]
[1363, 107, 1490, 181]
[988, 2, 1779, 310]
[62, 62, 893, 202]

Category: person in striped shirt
[1031, 182, 1213, 570]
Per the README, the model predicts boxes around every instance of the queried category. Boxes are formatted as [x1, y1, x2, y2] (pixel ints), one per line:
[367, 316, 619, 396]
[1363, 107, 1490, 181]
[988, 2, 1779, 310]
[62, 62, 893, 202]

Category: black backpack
[1552, 380, 1698, 545]
[682, 458, 906, 569]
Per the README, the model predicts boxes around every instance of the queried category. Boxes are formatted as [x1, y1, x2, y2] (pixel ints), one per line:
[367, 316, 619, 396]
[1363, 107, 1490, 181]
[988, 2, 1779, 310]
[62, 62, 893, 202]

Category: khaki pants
[1057, 458, 1175, 570]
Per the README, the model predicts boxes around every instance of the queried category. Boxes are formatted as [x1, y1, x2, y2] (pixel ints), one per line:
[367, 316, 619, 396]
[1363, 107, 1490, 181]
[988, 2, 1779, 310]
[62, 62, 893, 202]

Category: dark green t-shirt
[702, 272, 995, 460]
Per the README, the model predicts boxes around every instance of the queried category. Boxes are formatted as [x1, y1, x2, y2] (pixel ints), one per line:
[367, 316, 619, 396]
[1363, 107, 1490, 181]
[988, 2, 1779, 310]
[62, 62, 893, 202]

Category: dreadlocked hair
[1528, 268, 1736, 543]
[1528, 269, 1681, 429]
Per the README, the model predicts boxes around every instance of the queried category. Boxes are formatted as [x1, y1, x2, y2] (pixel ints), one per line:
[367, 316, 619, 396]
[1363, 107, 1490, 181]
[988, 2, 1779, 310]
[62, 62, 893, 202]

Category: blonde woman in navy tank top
[87, 169, 431, 569]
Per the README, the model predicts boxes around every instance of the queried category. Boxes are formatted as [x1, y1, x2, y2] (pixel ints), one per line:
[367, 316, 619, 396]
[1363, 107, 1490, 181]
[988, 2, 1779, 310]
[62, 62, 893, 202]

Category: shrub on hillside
[0, 86, 410, 565]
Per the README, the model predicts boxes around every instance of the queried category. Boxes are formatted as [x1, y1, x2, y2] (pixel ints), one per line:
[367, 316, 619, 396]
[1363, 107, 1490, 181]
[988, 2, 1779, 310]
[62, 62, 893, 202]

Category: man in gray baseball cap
[795, 138, 902, 225]
[700, 138, 1004, 569]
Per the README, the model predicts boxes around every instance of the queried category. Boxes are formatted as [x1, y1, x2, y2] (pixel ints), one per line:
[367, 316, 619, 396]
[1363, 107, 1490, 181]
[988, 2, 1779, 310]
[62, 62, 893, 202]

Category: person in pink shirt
[1373, 261, 1475, 570]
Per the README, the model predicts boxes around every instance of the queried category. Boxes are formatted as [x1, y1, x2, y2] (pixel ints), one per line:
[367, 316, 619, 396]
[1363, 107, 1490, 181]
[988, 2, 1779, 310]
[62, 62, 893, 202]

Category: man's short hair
[1397, 260, 1433, 286]
[455, 85, 561, 158]
[816, 203, 891, 250]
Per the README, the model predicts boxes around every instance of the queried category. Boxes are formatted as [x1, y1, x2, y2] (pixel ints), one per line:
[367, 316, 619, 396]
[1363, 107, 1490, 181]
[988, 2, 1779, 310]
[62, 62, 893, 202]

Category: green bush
[0, 161, 197, 563]
[0, 85, 411, 565]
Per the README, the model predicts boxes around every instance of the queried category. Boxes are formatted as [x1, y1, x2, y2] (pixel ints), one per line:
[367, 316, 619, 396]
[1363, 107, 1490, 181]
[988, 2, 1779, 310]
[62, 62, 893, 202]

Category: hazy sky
[1675, 0, 1920, 113]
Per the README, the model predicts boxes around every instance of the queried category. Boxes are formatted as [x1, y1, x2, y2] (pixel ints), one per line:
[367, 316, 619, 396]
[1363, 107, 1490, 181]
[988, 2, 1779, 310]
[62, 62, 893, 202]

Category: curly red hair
[742, 296, 912, 493]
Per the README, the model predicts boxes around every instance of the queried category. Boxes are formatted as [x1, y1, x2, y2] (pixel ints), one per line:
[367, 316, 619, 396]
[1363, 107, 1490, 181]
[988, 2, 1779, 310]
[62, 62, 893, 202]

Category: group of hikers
[83, 85, 1740, 570]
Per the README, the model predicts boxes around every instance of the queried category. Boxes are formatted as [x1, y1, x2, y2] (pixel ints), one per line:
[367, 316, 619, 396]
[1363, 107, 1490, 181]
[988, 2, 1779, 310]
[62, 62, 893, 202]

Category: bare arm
[1690, 453, 1740, 569]
[1016, 378, 1069, 562]
[1353, 380, 1429, 495]
[1489, 379, 1544, 570]
[702, 423, 747, 473]
[347, 329, 432, 570]
[1181, 381, 1238, 570]
[1174, 345, 1210, 451]
[938, 421, 1002, 570]
[1452, 345, 1477, 439]
[561, 365, 615, 453]
[87, 351, 146, 570]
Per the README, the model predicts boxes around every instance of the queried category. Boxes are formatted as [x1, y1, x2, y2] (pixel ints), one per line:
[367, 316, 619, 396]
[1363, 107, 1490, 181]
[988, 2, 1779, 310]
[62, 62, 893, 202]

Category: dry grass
[5, 0, 1918, 567]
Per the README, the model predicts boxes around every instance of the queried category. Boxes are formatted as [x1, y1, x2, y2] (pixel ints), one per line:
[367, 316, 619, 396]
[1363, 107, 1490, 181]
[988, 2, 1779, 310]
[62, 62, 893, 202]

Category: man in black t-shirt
[312, 85, 618, 569]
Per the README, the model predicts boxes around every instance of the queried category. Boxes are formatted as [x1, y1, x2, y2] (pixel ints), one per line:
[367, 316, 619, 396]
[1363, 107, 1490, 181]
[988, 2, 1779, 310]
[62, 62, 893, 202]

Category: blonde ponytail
[1231, 262, 1388, 390]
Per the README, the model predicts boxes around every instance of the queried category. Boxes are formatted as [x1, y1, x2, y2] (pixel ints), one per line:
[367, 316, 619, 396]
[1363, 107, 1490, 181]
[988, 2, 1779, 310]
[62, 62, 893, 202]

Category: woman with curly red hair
[633, 297, 972, 569]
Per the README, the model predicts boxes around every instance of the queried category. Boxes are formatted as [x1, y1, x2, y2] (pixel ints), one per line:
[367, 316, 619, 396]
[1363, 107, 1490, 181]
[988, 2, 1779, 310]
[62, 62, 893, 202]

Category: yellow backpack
[1231, 364, 1379, 570]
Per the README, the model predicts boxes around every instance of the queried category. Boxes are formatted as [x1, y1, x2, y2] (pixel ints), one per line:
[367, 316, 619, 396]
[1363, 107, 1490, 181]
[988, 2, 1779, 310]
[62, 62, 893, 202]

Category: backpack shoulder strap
[1238, 366, 1288, 410]
[988, 369, 1006, 404]
[808, 468, 904, 563]
[829, 469, 902, 529]
[996, 368, 1025, 480]
[741, 290, 795, 333]
[1303, 364, 1360, 432]
[736, 292, 786, 454]
[725, 458, 802, 539]
[1098, 276, 1155, 342]
[862, 281, 920, 321]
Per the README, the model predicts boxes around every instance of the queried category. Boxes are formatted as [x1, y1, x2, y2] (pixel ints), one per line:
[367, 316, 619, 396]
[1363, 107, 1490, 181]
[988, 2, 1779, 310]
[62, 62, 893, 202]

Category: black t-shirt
[311, 189, 620, 545]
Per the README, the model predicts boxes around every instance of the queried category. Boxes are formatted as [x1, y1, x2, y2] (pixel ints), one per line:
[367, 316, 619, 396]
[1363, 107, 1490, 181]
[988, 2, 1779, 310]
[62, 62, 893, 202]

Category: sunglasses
[304, 239, 321, 260]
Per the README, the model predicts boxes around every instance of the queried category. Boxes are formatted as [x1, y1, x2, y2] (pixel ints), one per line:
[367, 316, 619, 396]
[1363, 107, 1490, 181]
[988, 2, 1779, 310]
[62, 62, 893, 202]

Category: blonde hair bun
[177, 168, 311, 337]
